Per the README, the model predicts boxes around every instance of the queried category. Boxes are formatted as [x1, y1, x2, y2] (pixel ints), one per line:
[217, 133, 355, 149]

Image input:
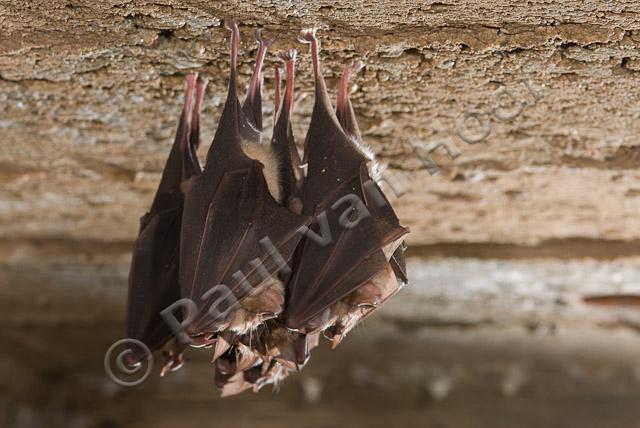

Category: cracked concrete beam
[1, 1, 640, 249]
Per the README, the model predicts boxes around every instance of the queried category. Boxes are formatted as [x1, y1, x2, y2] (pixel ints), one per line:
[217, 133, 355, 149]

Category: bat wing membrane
[126, 75, 204, 361]
[284, 30, 409, 334]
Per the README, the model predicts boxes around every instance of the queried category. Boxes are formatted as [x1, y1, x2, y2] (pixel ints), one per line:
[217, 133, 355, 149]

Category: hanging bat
[283, 29, 409, 348]
[124, 74, 206, 370]
[124, 20, 409, 396]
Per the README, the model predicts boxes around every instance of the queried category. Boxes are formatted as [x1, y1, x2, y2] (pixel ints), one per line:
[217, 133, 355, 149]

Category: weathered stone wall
[3, 1, 640, 249]
[3, 2, 640, 427]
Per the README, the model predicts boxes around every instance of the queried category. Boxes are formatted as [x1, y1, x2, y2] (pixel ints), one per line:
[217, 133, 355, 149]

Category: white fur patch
[242, 143, 282, 202]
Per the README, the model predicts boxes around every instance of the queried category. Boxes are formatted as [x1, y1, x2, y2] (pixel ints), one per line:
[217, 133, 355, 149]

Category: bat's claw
[185, 73, 197, 86]
[276, 49, 297, 62]
[298, 28, 318, 44]
[224, 17, 239, 33]
[160, 349, 185, 377]
[254, 29, 275, 48]
[298, 28, 322, 82]
[349, 59, 364, 73]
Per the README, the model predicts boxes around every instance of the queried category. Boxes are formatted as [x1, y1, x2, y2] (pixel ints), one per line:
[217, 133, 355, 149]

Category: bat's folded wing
[125, 75, 204, 362]
[285, 163, 409, 333]
[180, 162, 310, 336]
[126, 208, 182, 360]
[284, 30, 410, 338]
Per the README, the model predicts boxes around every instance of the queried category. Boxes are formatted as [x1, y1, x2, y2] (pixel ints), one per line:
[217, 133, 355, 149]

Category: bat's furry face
[125, 19, 409, 396]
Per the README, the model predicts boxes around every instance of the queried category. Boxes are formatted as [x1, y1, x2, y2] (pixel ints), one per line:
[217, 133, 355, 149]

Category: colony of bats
[125, 19, 409, 396]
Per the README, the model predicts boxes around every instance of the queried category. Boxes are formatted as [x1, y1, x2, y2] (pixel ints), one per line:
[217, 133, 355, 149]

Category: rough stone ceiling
[5, 3, 640, 427]
[2, 1, 640, 256]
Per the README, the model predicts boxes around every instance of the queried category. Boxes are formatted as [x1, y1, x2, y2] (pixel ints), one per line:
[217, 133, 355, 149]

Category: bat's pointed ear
[204, 19, 246, 164]
[336, 60, 364, 142]
[242, 29, 274, 131]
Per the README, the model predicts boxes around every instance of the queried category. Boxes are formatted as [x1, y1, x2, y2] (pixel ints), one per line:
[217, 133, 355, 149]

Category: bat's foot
[337, 60, 364, 114]
[298, 28, 317, 44]
[276, 48, 297, 62]
[189, 77, 208, 151]
[244, 29, 274, 107]
[159, 346, 185, 377]
[277, 49, 298, 114]
[225, 18, 240, 72]
[298, 28, 321, 81]
[254, 28, 275, 48]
